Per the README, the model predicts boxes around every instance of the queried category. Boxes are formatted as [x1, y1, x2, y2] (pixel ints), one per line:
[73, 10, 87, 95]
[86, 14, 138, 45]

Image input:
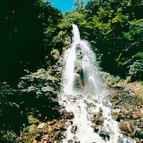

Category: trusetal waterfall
[58, 24, 135, 143]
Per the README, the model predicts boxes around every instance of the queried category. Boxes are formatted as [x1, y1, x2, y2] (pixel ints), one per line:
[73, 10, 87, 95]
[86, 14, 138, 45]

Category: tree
[74, 0, 84, 10]
[79, 0, 143, 79]
[0, 0, 62, 85]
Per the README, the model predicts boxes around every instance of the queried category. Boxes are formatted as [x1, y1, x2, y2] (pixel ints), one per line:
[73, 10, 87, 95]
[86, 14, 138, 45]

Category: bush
[0, 82, 21, 142]
[100, 71, 122, 86]
[128, 60, 143, 81]
[0, 69, 61, 142]
[0, 130, 17, 143]
[0, 82, 21, 128]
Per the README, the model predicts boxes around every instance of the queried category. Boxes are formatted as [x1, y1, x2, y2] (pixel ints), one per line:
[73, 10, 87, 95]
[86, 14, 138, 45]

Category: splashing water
[62, 24, 105, 96]
[58, 24, 135, 143]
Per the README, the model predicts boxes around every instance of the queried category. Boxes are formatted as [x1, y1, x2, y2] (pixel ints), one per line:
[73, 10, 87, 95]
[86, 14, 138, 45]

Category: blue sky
[45, 0, 89, 13]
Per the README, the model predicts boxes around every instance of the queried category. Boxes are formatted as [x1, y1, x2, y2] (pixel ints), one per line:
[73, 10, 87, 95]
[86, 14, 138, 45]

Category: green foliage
[0, 130, 17, 143]
[128, 60, 143, 81]
[0, 0, 62, 84]
[74, 0, 84, 11]
[0, 69, 61, 142]
[64, 11, 85, 24]
[58, 19, 72, 30]
[0, 83, 21, 131]
[0, 0, 142, 142]
[100, 71, 122, 85]
[27, 115, 39, 124]
[51, 49, 60, 60]
[78, 0, 143, 80]
[0, 82, 22, 142]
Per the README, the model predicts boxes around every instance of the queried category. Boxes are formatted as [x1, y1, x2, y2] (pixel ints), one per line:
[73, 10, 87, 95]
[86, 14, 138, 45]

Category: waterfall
[59, 24, 135, 143]
[62, 24, 105, 96]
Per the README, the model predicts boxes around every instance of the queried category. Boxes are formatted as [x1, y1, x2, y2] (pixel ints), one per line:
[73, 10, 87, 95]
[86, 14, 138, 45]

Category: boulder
[119, 121, 134, 134]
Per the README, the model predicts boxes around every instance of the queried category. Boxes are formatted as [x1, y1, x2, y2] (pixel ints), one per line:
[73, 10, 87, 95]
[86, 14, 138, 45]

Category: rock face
[109, 86, 143, 142]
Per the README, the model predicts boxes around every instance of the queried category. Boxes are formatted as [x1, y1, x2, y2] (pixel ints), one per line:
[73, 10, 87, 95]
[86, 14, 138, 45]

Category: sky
[45, 0, 89, 13]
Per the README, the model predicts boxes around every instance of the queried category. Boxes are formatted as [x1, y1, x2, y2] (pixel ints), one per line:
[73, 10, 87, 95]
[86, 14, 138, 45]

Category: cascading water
[62, 24, 105, 96]
[58, 24, 135, 143]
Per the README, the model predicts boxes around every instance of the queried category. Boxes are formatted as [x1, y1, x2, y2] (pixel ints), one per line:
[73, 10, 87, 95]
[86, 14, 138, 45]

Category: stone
[48, 119, 57, 125]
[49, 137, 54, 142]
[112, 113, 118, 120]
[37, 123, 46, 129]
[33, 139, 38, 143]
[93, 118, 104, 125]
[68, 139, 73, 143]
[135, 138, 143, 143]
[119, 122, 134, 134]
[93, 126, 99, 133]
[99, 131, 110, 140]
[65, 111, 74, 119]
[55, 140, 60, 143]
[28, 124, 37, 132]
[119, 122, 128, 133]
[71, 125, 77, 134]
[126, 122, 134, 133]
[42, 134, 49, 140]
[47, 126, 54, 133]
[141, 109, 143, 114]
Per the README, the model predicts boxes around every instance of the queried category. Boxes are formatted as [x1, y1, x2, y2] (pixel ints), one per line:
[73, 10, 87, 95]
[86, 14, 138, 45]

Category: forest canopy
[0, 0, 62, 84]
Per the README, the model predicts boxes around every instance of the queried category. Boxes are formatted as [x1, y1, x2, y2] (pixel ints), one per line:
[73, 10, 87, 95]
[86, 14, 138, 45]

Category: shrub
[0, 130, 17, 143]
[100, 71, 122, 85]
[128, 60, 143, 81]
[0, 82, 21, 142]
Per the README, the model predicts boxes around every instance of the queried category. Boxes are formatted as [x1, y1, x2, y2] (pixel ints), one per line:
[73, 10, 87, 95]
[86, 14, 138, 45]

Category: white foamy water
[58, 24, 135, 143]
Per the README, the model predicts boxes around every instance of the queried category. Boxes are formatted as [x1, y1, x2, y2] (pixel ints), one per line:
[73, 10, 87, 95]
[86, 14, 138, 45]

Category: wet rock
[119, 122, 134, 134]
[54, 140, 61, 143]
[87, 102, 97, 108]
[49, 137, 54, 142]
[28, 124, 37, 132]
[37, 123, 46, 129]
[71, 125, 77, 134]
[47, 126, 54, 133]
[116, 113, 123, 122]
[99, 131, 110, 140]
[64, 111, 74, 119]
[48, 119, 57, 125]
[93, 126, 99, 133]
[109, 86, 143, 141]
[93, 118, 104, 125]
[135, 138, 143, 143]
[126, 122, 134, 133]
[68, 139, 73, 143]
[33, 139, 38, 143]
[41, 134, 49, 141]
[60, 126, 67, 131]
[74, 138, 80, 143]
[112, 108, 121, 113]
[111, 112, 118, 121]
